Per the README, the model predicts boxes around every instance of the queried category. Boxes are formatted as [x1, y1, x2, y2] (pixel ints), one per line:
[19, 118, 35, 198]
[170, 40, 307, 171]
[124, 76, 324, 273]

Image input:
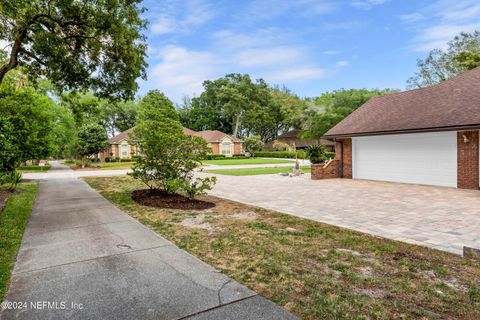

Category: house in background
[100, 127, 243, 161]
[263, 129, 335, 152]
[319, 67, 480, 189]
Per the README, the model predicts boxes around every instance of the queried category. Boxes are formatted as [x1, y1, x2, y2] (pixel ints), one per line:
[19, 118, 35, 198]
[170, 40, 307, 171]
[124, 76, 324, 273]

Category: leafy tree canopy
[178, 76, 307, 142]
[130, 90, 214, 197]
[407, 31, 480, 88]
[76, 123, 108, 159]
[244, 136, 264, 157]
[303, 88, 397, 138]
[0, 0, 148, 100]
[0, 86, 56, 170]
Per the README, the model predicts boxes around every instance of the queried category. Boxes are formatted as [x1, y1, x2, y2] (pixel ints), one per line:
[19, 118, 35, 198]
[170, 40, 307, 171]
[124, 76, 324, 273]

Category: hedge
[254, 151, 306, 159]
[253, 150, 335, 160]
[203, 154, 247, 160]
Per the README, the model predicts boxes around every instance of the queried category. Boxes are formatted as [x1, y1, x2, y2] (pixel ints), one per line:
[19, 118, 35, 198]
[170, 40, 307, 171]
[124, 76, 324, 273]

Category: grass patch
[206, 166, 310, 176]
[84, 175, 480, 320]
[97, 162, 135, 170]
[0, 183, 38, 300]
[17, 165, 51, 172]
[68, 161, 135, 170]
[202, 158, 295, 166]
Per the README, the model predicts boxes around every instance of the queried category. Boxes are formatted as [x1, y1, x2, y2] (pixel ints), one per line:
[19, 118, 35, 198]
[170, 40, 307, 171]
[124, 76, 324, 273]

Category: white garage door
[352, 132, 457, 187]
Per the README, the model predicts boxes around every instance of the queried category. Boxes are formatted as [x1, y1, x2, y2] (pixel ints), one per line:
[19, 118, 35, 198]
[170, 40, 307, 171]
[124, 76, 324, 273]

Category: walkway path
[2, 162, 296, 320]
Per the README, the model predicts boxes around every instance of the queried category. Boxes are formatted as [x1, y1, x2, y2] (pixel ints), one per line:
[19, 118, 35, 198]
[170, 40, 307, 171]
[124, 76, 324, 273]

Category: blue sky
[139, 0, 480, 102]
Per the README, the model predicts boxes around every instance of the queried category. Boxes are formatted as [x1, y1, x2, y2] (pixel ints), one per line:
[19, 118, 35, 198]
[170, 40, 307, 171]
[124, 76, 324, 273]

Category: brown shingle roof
[108, 127, 242, 144]
[108, 128, 133, 144]
[192, 130, 243, 143]
[324, 67, 480, 137]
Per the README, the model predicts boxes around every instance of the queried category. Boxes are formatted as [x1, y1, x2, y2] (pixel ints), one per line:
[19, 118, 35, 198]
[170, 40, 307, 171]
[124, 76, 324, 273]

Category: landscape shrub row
[105, 156, 141, 162]
[203, 154, 246, 160]
[254, 151, 306, 159]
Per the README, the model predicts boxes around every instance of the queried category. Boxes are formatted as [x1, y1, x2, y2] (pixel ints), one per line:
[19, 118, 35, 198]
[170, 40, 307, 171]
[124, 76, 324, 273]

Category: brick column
[457, 131, 479, 189]
[335, 138, 352, 178]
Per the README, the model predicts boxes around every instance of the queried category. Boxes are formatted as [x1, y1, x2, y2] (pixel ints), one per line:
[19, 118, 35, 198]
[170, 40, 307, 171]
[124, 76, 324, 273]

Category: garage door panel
[352, 132, 457, 187]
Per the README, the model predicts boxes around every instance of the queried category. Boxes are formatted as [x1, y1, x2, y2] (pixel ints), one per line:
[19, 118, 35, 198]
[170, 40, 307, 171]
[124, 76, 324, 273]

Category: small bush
[326, 151, 335, 159]
[182, 176, 217, 199]
[0, 171, 22, 191]
[205, 154, 226, 160]
[255, 151, 304, 159]
[305, 145, 327, 164]
[120, 158, 132, 162]
[131, 155, 142, 162]
[105, 157, 111, 162]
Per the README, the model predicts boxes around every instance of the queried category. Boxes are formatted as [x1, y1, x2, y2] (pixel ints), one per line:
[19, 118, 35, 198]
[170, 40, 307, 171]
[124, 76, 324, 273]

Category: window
[220, 142, 232, 155]
[121, 143, 129, 157]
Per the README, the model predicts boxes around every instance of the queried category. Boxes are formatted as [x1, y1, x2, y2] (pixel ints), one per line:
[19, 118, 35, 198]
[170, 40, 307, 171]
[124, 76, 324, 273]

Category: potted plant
[305, 144, 327, 165]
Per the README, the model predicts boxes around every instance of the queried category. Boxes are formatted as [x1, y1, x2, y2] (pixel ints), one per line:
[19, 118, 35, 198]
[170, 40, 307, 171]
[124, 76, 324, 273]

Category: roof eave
[323, 124, 480, 139]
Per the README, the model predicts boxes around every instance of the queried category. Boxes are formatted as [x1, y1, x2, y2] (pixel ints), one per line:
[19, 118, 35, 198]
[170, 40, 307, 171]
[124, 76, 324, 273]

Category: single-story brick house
[100, 127, 243, 160]
[316, 67, 480, 190]
[263, 129, 335, 152]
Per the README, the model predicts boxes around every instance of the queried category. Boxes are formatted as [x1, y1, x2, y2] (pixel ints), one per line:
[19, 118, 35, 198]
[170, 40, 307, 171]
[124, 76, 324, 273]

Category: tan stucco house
[100, 127, 243, 160]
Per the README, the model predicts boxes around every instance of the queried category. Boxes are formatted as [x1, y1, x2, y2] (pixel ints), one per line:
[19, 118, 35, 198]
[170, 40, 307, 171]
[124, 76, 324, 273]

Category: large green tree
[178, 76, 306, 142]
[304, 89, 396, 138]
[0, 0, 147, 99]
[76, 123, 108, 163]
[0, 87, 56, 169]
[130, 90, 214, 196]
[407, 31, 480, 88]
[101, 100, 138, 136]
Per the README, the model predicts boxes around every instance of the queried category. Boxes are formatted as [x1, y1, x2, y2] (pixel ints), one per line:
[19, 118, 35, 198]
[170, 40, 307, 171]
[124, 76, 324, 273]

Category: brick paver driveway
[203, 173, 480, 255]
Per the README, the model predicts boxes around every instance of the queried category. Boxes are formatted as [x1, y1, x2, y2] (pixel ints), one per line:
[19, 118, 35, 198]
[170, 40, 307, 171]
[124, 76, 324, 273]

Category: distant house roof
[192, 130, 243, 143]
[324, 67, 480, 138]
[108, 127, 243, 144]
[108, 128, 133, 144]
[264, 129, 335, 149]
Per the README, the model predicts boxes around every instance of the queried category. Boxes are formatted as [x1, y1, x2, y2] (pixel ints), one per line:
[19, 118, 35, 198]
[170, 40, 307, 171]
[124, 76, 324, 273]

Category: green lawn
[84, 175, 480, 320]
[17, 165, 51, 172]
[97, 162, 135, 170]
[202, 158, 294, 166]
[0, 183, 38, 300]
[206, 166, 311, 176]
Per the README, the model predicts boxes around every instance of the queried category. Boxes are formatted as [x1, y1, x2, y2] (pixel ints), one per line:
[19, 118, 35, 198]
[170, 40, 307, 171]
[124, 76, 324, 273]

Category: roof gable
[325, 67, 480, 137]
[108, 127, 243, 144]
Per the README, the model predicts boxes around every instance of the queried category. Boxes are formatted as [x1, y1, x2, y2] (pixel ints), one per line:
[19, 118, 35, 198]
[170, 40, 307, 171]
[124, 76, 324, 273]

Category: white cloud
[149, 46, 218, 100]
[351, 0, 389, 10]
[264, 66, 324, 83]
[151, 16, 176, 35]
[235, 47, 303, 67]
[147, 28, 328, 101]
[322, 50, 341, 55]
[399, 13, 425, 24]
[335, 60, 349, 67]
[149, 0, 214, 35]
[402, 0, 480, 51]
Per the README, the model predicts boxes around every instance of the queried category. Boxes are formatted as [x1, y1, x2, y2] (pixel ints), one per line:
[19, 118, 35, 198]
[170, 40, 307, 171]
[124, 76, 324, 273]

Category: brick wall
[335, 138, 352, 178]
[233, 142, 243, 154]
[457, 130, 479, 189]
[311, 160, 340, 180]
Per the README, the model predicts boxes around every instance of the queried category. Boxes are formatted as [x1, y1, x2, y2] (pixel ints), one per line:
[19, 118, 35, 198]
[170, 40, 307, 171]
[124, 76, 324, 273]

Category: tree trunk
[233, 114, 241, 138]
[0, 28, 27, 85]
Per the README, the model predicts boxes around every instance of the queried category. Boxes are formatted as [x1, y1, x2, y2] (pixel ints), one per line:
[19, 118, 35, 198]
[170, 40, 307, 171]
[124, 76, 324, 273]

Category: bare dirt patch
[131, 189, 216, 210]
[230, 211, 258, 221]
[180, 213, 217, 234]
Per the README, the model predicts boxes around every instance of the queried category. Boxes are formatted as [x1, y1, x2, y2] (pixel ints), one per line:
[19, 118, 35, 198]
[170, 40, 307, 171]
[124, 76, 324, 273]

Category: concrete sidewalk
[1, 162, 296, 319]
